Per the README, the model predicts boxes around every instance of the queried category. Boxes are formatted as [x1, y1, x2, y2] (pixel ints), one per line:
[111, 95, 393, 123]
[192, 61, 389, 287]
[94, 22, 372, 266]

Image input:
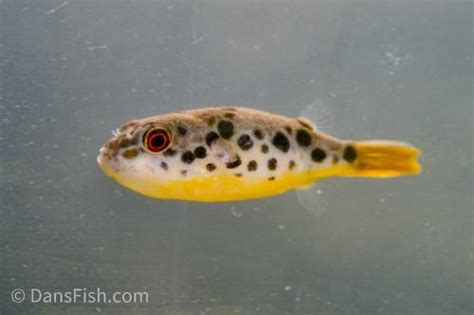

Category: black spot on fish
[268, 158, 278, 170]
[261, 144, 269, 154]
[235, 173, 242, 177]
[160, 161, 168, 170]
[333, 156, 340, 164]
[253, 129, 264, 140]
[343, 145, 357, 162]
[177, 125, 187, 136]
[296, 129, 312, 147]
[164, 148, 177, 157]
[181, 151, 195, 164]
[226, 155, 242, 169]
[181, 170, 188, 176]
[268, 176, 276, 181]
[206, 163, 216, 172]
[285, 126, 292, 135]
[272, 132, 290, 153]
[289, 160, 296, 170]
[237, 134, 253, 151]
[311, 148, 326, 163]
[206, 131, 219, 147]
[217, 120, 234, 139]
[194, 146, 207, 159]
[247, 160, 258, 172]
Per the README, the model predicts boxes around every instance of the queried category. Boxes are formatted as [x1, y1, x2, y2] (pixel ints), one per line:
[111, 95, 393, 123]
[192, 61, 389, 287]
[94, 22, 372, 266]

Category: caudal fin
[341, 140, 421, 178]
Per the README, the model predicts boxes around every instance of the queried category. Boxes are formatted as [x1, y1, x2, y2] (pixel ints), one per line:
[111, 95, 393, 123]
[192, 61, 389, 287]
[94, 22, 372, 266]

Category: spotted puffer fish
[97, 106, 421, 202]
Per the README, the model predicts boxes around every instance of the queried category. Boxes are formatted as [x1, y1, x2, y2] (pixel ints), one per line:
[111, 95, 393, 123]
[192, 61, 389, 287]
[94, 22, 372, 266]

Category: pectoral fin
[209, 138, 240, 165]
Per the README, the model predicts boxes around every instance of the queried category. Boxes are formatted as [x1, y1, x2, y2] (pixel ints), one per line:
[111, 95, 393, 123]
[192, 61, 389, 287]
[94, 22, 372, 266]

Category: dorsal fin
[298, 99, 335, 133]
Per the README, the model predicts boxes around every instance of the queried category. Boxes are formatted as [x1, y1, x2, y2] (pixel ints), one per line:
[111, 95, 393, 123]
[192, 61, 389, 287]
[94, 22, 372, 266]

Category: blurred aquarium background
[0, 1, 472, 314]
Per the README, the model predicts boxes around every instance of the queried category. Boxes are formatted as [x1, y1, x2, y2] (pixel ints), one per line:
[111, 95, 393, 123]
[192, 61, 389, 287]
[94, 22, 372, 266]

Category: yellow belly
[154, 173, 312, 201]
[114, 167, 347, 202]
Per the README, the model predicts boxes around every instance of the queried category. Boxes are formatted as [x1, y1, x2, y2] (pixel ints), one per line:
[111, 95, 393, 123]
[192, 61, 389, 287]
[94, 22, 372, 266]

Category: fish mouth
[97, 147, 120, 178]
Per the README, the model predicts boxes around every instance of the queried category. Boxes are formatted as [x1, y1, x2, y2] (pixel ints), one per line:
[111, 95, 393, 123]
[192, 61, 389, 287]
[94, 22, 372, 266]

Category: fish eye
[143, 128, 171, 153]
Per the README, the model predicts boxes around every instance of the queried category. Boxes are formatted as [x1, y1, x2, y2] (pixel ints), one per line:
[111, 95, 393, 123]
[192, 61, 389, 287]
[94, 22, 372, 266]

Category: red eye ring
[144, 128, 171, 153]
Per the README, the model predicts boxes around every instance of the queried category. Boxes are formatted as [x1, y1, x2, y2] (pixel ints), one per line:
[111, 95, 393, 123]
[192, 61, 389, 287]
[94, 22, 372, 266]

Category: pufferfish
[97, 106, 421, 202]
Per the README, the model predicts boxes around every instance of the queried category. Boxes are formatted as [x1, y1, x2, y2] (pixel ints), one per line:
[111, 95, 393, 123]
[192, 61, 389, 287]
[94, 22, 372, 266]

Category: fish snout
[97, 145, 120, 176]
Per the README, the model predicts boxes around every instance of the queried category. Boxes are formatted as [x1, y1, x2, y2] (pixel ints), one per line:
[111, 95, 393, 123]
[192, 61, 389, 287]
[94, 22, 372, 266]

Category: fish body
[97, 106, 421, 202]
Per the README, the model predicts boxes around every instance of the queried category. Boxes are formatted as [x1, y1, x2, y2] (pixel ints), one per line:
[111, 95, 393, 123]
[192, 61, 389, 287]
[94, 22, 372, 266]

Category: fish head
[97, 114, 197, 196]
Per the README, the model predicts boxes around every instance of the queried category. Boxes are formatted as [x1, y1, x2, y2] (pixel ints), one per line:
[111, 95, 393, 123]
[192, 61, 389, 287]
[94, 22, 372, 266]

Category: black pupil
[150, 132, 166, 149]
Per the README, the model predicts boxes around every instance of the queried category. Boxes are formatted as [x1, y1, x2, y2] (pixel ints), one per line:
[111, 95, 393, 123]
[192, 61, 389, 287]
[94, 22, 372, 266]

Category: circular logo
[11, 288, 26, 303]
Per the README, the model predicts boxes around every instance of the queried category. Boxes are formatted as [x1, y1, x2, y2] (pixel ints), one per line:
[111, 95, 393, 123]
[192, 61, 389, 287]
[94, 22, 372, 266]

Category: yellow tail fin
[342, 140, 421, 178]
